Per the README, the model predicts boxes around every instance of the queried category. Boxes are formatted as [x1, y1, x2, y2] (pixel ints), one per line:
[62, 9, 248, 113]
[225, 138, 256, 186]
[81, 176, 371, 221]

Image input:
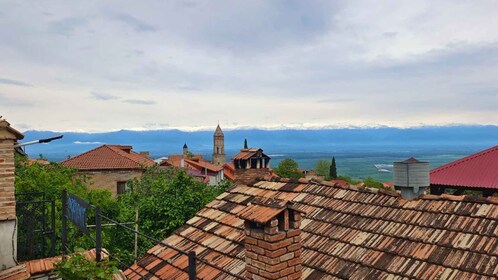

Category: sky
[1, 0, 497, 132]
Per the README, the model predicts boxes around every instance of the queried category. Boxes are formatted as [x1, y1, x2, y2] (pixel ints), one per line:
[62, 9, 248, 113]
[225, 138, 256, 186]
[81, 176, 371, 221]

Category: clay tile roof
[0, 249, 112, 279]
[184, 158, 223, 172]
[61, 145, 155, 171]
[223, 162, 235, 181]
[232, 148, 269, 160]
[126, 178, 498, 279]
[238, 204, 285, 224]
[430, 145, 498, 189]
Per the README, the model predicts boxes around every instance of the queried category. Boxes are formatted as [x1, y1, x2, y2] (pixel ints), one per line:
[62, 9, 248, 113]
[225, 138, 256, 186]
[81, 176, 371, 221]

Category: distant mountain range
[20, 125, 498, 163]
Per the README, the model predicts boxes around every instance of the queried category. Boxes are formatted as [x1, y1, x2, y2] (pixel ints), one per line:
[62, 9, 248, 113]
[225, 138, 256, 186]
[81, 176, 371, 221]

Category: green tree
[337, 175, 360, 185]
[111, 166, 228, 263]
[274, 158, 302, 179]
[330, 157, 337, 179]
[315, 159, 331, 179]
[14, 155, 118, 260]
[244, 139, 248, 149]
[15, 156, 228, 267]
[362, 177, 384, 189]
[55, 248, 118, 280]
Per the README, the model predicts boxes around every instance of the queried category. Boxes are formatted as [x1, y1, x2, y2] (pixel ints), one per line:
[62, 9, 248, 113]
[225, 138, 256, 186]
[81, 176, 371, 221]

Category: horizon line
[19, 123, 498, 134]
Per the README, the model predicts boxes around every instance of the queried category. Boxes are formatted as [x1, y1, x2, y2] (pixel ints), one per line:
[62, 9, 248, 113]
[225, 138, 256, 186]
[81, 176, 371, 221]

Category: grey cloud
[0, 78, 32, 87]
[317, 98, 354, 103]
[112, 13, 156, 32]
[0, 93, 33, 107]
[123, 99, 156, 105]
[91, 92, 119, 100]
[48, 17, 88, 36]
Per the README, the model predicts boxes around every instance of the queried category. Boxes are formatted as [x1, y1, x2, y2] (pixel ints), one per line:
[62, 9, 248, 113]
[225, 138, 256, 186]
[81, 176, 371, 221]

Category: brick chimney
[239, 198, 304, 280]
[0, 118, 24, 269]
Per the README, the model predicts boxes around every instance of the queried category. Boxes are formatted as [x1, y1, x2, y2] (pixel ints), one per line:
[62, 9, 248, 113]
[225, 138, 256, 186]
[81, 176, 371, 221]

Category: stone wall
[234, 168, 271, 184]
[81, 170, 143, 196]
[0, 138, 16, 221]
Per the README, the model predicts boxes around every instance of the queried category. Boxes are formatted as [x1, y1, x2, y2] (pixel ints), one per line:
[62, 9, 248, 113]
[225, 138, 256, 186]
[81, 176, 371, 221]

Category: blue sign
[67, 194, 90, 233]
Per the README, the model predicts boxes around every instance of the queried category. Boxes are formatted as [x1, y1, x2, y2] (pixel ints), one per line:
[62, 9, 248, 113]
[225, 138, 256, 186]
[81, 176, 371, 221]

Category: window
[117, 181, 127, 195]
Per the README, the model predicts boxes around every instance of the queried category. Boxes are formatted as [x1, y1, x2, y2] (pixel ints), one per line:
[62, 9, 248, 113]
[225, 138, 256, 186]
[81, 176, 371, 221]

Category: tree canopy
[274, 158, 302, 179]
[314, 159, 331, 179]
[330, 157, 337, 179]
[14, 155, 228, 266]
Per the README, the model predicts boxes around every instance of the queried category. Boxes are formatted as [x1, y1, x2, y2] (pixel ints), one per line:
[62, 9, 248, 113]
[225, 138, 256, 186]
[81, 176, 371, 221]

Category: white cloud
[0, 1, 497, 131]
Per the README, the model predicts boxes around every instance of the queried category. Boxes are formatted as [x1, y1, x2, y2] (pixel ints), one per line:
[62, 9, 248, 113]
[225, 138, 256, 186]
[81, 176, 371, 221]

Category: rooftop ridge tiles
[295, 200, 498, 239]
[226, 188, 498, 225]
[430, 145, 498, 175]
[107, 145, 152, 166]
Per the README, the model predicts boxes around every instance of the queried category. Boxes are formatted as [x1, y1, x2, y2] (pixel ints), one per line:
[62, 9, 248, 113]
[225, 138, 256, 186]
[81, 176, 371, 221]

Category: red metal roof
[61, 145, 155, 171]
[430, 145, 498, 189]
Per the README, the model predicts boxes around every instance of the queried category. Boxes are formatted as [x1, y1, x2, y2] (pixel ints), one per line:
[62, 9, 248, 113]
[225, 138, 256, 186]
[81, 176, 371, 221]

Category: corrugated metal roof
[430, 145, 498, 189]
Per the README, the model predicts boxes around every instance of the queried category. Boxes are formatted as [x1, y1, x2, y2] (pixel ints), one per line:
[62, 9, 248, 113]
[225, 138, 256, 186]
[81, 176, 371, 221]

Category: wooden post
[95, 207, 102, 262]
[188, 251, 196, 280]
[134, 208, 138, 263]
[61, 189, 67, 259]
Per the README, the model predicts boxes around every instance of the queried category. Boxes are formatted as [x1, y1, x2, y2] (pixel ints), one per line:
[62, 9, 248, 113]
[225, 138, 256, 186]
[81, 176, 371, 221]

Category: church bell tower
[212, 124, 226, 165]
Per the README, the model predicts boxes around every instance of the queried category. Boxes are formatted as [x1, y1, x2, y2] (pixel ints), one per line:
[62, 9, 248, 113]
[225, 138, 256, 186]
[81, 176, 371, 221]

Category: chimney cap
[395, 157, 428, 164]
[238, 198, 305, 224]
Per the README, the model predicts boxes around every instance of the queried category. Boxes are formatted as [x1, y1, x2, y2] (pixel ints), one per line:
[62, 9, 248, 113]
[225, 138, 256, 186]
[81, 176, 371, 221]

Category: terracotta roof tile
[126, 178, 498, 279]
[61, 144, 155, 171]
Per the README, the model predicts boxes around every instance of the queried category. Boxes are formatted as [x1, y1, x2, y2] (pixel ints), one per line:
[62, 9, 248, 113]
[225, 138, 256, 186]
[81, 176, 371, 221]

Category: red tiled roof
[61, 145, 155, 171]
[28, 158, 50, 165]
[185, 158, 223, 172]
[326, 179, 349, 187]
[0, 249, 116, 280]
[232, 148, 269, 160]
[223, 162, 235, 181]
[125, 178, 498, 279]
[430, 145, 498, 189]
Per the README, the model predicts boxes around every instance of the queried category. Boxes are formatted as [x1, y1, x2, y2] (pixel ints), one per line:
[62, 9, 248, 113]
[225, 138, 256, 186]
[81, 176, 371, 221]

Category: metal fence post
[188, 251, 196, 280]
[50, 200, 56, 256]
[95, 207, 102, 262]
[61, 189, 67, 259]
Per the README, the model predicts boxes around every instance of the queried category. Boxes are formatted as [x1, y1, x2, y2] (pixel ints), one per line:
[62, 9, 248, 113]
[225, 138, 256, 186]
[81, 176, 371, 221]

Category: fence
[15, 192, 56, 261]
[61, 190, 243, 279]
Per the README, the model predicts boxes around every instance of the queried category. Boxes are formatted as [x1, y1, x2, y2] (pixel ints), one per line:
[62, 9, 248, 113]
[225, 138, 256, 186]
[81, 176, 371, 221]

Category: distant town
[2, 118, 498, 279]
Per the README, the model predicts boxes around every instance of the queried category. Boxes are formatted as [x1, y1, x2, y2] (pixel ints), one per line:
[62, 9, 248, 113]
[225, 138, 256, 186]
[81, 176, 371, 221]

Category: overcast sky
[1, 1, 497, 132]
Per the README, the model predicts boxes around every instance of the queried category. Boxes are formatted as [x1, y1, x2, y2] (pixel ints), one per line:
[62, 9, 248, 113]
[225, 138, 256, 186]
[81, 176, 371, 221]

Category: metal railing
[61, 190, 243, 279]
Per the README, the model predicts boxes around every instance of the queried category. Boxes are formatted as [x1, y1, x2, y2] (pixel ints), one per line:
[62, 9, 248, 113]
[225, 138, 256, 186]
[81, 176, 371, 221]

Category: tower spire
[212, 124, 226, 165]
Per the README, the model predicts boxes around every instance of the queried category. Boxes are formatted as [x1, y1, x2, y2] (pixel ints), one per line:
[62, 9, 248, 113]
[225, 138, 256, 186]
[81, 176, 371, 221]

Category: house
[61, 145, 155, 196]
[301, 169, 325, 181]
[0, 118, 24, 269]
[430, 145, 498, 197]
[232, 148, 272, 184]
[124, 171, 498, 279]
[160, 153, 225, 185]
